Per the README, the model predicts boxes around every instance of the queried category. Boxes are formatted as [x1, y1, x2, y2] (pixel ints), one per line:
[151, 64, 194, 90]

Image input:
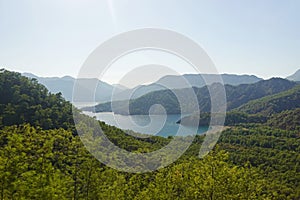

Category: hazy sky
[1, 0, 300, 84]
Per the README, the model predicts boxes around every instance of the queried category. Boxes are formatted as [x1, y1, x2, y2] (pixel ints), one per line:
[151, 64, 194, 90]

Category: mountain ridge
[286, 69, 300, 81]
[21, 72, 126, 103]
[236, 84, 300, 115]
[84, 78, 296, 115]
[22, 72, 263, 103]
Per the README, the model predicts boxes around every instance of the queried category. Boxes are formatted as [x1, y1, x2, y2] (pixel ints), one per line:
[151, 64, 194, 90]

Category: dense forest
[177, 111, 268, 126]
[0, 69, 299, 199]
[267, 108, 300, 130]
[236, 84, 300, 116]
[0, 69, 74, 130]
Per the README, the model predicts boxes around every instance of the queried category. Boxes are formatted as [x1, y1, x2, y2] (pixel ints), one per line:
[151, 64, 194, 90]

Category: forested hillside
[0, 69, 74, 130]
[267, 108, 300, 130]
[0, 69, 299, 199]
[179, 83, 300, 129]
[237, 84, 300, 115]
[21, 73, 262, 103]
[85, 78, 296, 115]
[177, 111, 267, 126]
[225, 78, 296, 109]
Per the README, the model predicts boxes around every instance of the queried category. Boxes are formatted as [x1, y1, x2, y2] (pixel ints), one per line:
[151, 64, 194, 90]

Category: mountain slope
[0, 69, 74, 129]
[225, 78, 296, 109]
[0, 69, 299, 199]
[156, 73, 262, 88]
[177, 111, 267, 126]
[236, 84, 300, 116]
[22, 73, 126, 102]
[22, 72, 262, 103]
[286, 69, 300, 81]
[267, 108, 300, 130]
[85, 78, 296, 115]
[110, 73, 263, 101]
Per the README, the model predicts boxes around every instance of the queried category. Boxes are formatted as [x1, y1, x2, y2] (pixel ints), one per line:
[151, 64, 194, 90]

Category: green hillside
[236, 84, 300, 116]
[0, 70, 299, 199]
[267, 108, 300, 130]
[179, 83, 300, 130]
[177, 111, 267, 126]
[85, 78, 296, 115]
[0, 69, 74, 130]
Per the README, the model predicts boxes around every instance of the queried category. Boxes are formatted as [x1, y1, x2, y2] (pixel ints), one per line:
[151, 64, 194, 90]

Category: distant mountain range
[22, 73, 126, 102]
[156, 73, 262, 88]
[110, 73, 263, 101]
[84, 78, 297, 115]
[22, 70, 300, 107]
[22, 72, 263, 103]
[8, 69, 300, 131]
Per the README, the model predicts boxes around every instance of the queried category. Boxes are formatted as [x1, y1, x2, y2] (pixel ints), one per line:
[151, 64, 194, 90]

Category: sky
[0, 0, 300, 86]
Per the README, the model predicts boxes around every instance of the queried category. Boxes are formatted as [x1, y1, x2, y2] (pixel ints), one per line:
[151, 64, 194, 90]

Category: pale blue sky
[1, 0, 300, 83]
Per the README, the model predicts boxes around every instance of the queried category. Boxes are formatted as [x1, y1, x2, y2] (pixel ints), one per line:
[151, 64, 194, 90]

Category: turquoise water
[83, 112, 208, 137]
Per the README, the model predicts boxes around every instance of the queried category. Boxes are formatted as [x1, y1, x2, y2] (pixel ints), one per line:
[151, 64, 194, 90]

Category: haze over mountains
[22, 69, 300, 111]
[112, 74, 263, 102]
[22, 73, 125, 103]
[84, 78, 297, 115]
[1, 69, 299, 199]
[23, 72, 264, 103]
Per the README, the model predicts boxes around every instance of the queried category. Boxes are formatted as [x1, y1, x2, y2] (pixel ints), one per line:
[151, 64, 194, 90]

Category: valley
[0, 69, 299, 199]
